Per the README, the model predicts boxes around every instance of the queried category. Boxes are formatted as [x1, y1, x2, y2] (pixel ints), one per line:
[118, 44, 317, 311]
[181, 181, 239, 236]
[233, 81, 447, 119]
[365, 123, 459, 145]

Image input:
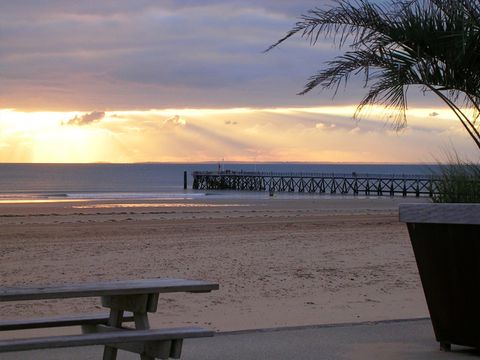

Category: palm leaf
[267, 0, 480, 149]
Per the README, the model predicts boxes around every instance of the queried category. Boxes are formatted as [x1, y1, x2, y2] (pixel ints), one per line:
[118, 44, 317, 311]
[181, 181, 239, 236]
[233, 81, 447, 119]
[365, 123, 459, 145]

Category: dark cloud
[0, 1, 319, 18]
[0, 1, 378, 110]
[65, 111, 105, 126]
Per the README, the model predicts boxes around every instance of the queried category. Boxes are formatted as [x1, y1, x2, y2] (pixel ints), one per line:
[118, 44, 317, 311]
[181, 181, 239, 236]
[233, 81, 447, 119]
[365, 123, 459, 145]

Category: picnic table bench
[0, 278, 219, 359]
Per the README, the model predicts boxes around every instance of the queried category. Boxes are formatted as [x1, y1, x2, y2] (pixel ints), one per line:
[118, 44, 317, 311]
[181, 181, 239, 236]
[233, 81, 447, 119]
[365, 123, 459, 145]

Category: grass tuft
[432, 160, 480, 203]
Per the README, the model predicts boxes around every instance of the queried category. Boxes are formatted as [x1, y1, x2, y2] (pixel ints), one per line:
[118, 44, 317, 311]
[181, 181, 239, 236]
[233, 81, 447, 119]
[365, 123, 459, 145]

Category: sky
[0, 0, 477, 163]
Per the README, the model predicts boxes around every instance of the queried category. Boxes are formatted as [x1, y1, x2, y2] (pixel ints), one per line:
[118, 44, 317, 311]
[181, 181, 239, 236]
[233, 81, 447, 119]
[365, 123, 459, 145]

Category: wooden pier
[192, 171, 440, 197]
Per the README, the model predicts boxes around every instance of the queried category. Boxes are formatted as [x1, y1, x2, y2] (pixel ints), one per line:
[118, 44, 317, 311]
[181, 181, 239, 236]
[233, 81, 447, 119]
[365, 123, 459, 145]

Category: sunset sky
[0, 1, 477, 163]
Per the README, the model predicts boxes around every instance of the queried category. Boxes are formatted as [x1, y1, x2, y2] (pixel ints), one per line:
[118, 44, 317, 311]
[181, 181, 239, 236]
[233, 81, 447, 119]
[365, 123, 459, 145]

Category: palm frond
[267, 0, 480, 149]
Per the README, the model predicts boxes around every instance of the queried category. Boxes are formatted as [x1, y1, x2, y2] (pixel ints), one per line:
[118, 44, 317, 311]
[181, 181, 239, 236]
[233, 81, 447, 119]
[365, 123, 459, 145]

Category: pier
[192, 171, 440, 197]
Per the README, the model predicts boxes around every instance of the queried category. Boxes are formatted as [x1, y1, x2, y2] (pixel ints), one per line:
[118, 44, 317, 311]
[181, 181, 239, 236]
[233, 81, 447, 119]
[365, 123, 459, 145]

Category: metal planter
[400, 203, 480, 350]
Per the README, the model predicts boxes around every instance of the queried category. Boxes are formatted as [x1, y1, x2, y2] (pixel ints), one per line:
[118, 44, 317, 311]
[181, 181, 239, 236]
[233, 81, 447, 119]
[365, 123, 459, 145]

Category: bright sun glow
[0, 106, 474, 164]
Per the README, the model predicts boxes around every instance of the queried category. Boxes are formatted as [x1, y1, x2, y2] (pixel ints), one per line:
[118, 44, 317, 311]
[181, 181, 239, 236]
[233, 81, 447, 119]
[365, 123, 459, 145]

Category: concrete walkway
[1, 318, 479, 360]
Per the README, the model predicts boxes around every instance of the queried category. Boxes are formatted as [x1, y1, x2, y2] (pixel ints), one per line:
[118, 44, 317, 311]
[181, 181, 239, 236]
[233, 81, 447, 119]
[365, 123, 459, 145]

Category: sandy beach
[0, 196, 430, 334]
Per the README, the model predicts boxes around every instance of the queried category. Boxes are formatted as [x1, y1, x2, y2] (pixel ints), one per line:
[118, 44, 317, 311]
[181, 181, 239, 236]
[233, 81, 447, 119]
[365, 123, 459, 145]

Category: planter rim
[399, 203, 480, 225]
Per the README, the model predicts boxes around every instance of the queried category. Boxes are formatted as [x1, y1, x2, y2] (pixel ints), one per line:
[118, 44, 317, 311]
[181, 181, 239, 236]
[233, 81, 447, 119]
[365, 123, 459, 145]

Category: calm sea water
[0, 163, 437, 201]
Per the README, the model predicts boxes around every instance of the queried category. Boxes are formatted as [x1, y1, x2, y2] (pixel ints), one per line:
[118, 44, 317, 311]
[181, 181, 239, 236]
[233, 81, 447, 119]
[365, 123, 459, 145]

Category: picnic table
[0, 278, 219, 359]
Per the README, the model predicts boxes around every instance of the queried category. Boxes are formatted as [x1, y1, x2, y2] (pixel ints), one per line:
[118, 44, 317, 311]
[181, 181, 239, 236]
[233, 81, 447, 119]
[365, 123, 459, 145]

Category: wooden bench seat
[0, 279, 219, 301]
[0, 326, 212, 358]
[0, 279, 219, 359]
[0, 313, 134, 331]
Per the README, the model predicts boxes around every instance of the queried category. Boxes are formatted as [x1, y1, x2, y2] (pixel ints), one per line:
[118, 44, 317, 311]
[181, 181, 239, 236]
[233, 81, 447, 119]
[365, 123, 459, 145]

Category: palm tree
[267, 0, 480, 149]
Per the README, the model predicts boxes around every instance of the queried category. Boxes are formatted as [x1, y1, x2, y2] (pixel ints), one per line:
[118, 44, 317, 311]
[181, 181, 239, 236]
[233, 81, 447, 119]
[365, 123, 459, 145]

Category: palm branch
[267, 0, 480, 149]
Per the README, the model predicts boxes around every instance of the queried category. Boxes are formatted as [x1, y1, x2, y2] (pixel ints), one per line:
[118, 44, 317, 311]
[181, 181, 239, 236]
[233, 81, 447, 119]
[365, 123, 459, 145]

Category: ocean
[0, 163, 437, 201]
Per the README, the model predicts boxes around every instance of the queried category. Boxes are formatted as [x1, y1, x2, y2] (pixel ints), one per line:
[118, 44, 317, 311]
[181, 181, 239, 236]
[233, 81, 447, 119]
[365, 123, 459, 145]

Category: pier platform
[192, 171, 439, 197]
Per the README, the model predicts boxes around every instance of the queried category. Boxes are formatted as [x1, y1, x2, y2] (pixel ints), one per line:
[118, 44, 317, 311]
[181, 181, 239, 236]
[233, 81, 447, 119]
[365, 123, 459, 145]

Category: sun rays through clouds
[0, 106, 476, 163]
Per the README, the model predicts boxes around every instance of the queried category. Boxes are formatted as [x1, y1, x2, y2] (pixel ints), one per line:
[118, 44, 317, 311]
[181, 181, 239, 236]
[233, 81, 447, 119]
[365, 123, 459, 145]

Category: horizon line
[0, 161, 439, 165]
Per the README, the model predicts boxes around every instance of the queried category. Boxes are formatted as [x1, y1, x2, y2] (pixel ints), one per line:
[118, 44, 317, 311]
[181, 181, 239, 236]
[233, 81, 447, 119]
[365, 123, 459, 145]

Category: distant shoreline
[0, 161, 437, 165]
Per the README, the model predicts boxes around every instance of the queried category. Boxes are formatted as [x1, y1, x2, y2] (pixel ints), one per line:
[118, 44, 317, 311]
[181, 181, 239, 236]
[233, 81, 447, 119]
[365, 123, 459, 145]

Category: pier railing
[192, 170, 441, 197]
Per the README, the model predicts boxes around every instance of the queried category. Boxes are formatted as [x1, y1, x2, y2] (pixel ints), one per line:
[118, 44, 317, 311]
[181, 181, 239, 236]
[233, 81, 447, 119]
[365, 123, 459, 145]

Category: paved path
[1, 318, 479, 359]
